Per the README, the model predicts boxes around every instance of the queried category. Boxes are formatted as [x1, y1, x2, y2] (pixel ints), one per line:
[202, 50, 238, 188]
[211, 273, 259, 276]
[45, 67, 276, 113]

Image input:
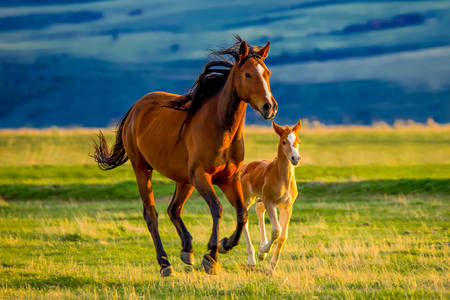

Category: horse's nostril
[263, 103, 271, 112]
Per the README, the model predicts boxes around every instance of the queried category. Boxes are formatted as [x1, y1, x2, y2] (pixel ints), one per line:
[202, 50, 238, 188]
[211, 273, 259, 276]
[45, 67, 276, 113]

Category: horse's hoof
[247, 261, 256, 267]
[184, 264, 194, 272]
[218, 238, 230, 254]
[258, 251, 267, 261]
[202, 254, 219, 275]
[160, 265, 174, 277]
[180, 251, 194, 266]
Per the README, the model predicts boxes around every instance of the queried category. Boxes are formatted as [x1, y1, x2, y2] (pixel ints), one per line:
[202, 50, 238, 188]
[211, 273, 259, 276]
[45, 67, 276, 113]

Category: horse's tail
[92, 107, 132, 170]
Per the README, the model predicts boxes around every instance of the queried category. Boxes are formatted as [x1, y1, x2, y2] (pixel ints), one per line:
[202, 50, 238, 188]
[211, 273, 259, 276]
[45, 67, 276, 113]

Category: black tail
[92, 107, 132, 170]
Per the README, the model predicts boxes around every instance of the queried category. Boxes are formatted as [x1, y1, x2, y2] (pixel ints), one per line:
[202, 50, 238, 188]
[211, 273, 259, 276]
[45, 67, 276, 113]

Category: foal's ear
[239, 40, 249, 58]
[272, 121, 284, 136]
[258, 41, 270, 60]
[293, 119, 302, 133]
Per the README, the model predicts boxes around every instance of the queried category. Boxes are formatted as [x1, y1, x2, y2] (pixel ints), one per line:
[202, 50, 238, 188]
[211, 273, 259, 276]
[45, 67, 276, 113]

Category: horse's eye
[283, 141, 286, 145]
[245, 73, 251, 78]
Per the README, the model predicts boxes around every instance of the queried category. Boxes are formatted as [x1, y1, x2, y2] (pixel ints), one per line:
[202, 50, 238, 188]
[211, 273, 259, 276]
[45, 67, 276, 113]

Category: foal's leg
[167, 183, 195, 268]
[218, 177, 248, 254]
[242, 197, 256, 266]
[255, 201, 268, 261]
[243, 218, 256, 266]
[259, 201, 281, 255]
[132, 163, 173, 277]
[190, 168, 222, 275]
[270, 205, 292, 271]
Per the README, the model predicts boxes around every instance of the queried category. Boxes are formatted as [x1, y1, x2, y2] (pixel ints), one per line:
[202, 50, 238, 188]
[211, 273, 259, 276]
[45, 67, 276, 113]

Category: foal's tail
[92, 107, 132, 170]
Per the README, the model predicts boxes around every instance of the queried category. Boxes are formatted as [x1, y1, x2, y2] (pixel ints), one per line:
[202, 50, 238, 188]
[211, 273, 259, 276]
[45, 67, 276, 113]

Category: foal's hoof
[160, 265, 174, 277]
[202, 254, 219, 275]
[258, 251, 267, 261]
[218, 238, 230, 254]
[180, 251, 195, 266]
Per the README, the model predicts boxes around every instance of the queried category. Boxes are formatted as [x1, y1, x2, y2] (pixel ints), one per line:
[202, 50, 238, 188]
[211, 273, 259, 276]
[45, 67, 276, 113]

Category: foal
[240, 120, 301, 270]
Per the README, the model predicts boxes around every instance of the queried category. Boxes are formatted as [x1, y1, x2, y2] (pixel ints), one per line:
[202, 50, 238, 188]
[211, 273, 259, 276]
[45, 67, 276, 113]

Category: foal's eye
[245, 73, 251, 78]
[282, 141, 286, 145]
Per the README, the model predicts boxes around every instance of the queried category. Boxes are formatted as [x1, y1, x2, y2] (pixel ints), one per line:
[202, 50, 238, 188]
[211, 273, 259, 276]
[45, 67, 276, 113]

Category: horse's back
[124, 92, 191, 182]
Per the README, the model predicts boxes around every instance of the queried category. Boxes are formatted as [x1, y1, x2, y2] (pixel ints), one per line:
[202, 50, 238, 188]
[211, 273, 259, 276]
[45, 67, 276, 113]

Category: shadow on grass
[0, 180, 172, 201]
[0, 178, 448, 201]
[300, 178, 450, 196]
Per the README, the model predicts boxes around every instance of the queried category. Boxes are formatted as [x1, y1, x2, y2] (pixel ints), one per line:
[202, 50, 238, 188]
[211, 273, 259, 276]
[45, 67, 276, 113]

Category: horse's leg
[255, 201, 268, 261]
[190, 169, 222, 275]
[259, 201, 281, 255]
[167, 183, 195, 268]
[132, 162, 173, 277]
[217, 177, 248, 253]
[270, 204, 292, 271]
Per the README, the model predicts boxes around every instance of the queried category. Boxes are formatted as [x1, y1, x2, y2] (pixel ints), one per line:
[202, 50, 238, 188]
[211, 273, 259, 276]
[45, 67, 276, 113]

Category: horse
[92, 36, 278, 276]
[240, 120, 301, 272]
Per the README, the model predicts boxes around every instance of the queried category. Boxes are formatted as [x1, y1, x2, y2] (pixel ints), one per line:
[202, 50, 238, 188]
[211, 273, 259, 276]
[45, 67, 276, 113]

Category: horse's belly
[136, 108, 190, 183]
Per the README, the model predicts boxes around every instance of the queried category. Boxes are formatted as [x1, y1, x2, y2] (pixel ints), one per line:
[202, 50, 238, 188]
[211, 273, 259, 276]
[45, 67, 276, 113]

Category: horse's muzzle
[262, 102, 277, 120]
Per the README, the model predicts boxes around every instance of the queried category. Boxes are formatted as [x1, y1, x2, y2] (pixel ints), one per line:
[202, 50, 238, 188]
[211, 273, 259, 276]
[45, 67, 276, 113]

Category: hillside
[0, 0, 449, 127]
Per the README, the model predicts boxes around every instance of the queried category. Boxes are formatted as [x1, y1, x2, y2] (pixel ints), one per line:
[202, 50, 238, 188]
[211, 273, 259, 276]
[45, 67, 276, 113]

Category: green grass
[1, 194, 448, 299]
[0, 126, 449, 299]
[0, 165, 449, 200]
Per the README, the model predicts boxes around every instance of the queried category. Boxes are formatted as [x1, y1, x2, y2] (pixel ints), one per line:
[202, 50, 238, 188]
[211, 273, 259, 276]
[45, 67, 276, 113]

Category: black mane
[165, 35, 262, 132]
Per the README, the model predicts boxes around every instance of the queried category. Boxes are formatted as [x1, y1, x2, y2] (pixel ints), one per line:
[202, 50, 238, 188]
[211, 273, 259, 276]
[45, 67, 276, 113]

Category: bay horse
[93, 36, 278, 276]
[240, 120, 301, 272]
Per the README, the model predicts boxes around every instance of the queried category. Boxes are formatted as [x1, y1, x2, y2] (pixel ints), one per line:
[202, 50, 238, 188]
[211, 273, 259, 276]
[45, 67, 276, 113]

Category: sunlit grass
[1, 124, 449, 166]
[0, 195, 448, 299]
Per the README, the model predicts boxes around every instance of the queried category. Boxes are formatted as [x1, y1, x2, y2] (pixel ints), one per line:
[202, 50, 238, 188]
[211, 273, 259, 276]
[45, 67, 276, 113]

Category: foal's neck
[276, 147, 294, 185]
[215, 70, 247, 139]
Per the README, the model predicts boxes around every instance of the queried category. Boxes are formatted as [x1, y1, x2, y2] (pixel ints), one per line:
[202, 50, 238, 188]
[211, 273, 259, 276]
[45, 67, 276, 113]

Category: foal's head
[272, 120, 302, 166]
[232, 40, 278, 120]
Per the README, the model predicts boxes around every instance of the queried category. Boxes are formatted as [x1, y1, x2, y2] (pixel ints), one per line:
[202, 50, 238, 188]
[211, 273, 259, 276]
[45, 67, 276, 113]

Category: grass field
[0, 124, 449, 299]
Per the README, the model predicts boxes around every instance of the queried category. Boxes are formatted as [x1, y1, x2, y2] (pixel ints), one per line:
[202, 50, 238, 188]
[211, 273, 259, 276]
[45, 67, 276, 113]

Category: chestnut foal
[240, 120, 301, 271]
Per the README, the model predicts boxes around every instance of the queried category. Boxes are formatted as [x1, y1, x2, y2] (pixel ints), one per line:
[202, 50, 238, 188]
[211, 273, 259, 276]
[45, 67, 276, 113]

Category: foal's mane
[165, 35, 262, 132]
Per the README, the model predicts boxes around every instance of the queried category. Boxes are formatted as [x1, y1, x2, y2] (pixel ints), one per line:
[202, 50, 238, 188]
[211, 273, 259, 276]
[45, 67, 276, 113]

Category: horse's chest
[210, 150, 243, 182]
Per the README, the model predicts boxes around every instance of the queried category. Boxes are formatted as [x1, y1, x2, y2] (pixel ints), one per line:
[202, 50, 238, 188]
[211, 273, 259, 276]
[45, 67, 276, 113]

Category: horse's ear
[258, 41, 270, 60]
[293, 119, 302, 133]
[239, 40, 249, 58]
[272, 121, 284, 136]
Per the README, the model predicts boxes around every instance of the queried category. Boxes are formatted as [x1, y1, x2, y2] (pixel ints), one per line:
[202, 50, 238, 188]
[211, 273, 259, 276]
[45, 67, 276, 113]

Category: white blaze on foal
[286, 132, 301, 165]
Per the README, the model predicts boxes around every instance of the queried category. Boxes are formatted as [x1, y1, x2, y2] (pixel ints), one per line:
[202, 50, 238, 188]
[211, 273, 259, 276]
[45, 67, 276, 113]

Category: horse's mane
[165, 35, 262, 132]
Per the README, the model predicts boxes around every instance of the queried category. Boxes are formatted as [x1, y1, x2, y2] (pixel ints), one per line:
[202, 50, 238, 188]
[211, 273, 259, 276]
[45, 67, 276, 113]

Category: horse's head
[272, 120, 302, 166]
[233, 40, 277, 120]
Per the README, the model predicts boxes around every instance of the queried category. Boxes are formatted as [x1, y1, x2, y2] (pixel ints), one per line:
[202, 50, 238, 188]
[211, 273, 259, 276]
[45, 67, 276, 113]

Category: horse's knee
[167, 203, 179, 222]
[211, 201, 223, 219]
[143, 205, 158, 221]
[237, 207, 248, 224]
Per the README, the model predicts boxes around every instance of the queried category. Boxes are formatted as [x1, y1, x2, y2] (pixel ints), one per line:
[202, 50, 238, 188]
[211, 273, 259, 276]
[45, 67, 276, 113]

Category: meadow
[0, 124, 449, 299]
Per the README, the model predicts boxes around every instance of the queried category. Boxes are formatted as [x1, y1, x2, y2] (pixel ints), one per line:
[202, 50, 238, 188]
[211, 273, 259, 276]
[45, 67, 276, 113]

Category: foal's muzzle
[290, 154, 301, 166]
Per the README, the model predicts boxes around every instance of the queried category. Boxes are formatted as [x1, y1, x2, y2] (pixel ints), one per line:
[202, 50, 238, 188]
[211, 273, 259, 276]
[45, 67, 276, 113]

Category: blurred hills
[0, 0, 449, 127]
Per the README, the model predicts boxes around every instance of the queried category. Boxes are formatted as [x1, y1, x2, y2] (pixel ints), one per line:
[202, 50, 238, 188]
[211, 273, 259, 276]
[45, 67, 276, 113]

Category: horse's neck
[275, 148, 294, 186]
[215, 72, 247, 141]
